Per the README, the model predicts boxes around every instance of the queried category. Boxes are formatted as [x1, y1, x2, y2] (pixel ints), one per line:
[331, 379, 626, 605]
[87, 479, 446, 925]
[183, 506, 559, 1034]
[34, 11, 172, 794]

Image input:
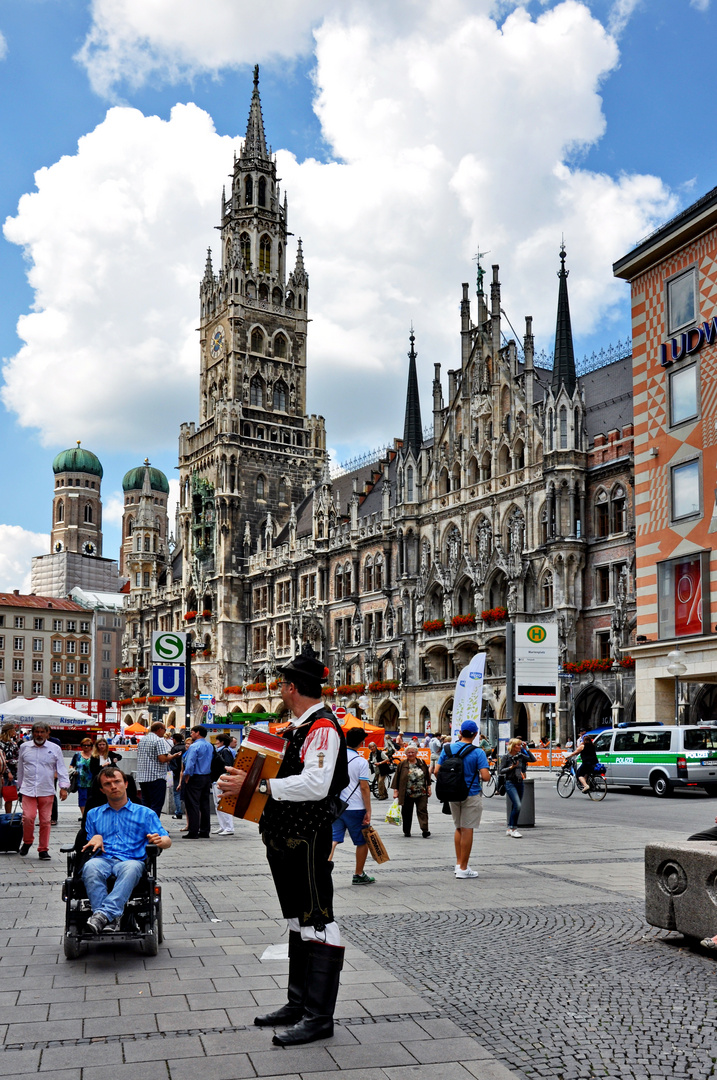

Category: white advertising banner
[451, 652, 486, 741]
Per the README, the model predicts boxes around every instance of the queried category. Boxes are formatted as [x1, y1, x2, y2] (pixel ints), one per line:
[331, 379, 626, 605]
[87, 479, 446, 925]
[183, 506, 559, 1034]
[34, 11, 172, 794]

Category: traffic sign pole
[185, 643, 192, 730]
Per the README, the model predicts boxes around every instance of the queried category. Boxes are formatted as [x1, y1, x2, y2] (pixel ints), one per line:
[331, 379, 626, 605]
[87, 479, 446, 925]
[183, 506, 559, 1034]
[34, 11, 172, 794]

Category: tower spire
[242, 63, 268, 161]
[551, 242, 577, 397]
[402, 326, 423, 458]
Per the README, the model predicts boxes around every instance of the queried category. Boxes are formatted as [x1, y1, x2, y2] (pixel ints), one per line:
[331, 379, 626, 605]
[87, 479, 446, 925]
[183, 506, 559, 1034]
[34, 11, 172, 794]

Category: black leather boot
[272, 941, 345, 1045]
[254, 931, 308, 1026]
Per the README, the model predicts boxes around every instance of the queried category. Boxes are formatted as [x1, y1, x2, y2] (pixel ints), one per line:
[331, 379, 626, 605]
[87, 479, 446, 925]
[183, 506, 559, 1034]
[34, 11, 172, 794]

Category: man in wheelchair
[81, 766, 171, 934]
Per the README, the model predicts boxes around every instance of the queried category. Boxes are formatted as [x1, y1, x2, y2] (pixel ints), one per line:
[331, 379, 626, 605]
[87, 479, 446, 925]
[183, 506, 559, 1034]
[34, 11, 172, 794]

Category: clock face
[82, 541, 96, 556]
[209, 324, 225, 360]
[54, 541, 63, 553]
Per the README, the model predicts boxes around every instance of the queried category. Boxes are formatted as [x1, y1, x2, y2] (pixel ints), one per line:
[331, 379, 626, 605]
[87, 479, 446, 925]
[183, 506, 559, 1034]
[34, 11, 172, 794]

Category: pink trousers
[22, 794, 53, 852]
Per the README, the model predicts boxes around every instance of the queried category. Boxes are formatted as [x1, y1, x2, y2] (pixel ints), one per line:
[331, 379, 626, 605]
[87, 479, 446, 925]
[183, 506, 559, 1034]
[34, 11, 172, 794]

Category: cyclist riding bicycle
[566, 733, 598, 793]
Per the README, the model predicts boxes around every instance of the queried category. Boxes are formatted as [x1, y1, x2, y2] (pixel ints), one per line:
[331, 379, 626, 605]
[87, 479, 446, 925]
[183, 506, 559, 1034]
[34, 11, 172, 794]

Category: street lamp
[667, 648, 688, 725]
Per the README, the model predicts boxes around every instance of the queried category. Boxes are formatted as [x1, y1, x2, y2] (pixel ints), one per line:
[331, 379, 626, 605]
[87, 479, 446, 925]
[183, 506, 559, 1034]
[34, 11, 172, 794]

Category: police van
[592, 725, 717, 797]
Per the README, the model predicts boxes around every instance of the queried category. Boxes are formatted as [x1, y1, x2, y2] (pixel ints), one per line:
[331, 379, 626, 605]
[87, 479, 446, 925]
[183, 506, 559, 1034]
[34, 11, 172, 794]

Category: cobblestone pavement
[1, 782, 716, 1079]
[342, 903, 717, 1080]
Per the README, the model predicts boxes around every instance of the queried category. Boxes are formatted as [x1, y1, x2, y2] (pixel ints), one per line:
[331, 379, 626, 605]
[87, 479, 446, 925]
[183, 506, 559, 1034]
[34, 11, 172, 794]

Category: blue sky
[0, 0, 714, 587]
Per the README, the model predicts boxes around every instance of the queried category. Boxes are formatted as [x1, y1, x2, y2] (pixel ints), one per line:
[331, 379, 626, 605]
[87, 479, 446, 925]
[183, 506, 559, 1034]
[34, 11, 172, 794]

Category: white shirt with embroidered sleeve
[269, 703, 340, 803]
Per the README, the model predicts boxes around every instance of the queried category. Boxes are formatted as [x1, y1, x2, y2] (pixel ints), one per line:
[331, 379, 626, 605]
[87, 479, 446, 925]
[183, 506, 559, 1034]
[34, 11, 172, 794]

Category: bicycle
[482, 761, 499, 798]
[556, 760, 607, 801]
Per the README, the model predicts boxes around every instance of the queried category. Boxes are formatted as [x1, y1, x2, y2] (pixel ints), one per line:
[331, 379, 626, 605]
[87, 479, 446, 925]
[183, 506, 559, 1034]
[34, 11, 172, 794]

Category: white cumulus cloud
[4, 1, 680, 457]
[0, 31, 7, 61]
[0, 526, 50, 593]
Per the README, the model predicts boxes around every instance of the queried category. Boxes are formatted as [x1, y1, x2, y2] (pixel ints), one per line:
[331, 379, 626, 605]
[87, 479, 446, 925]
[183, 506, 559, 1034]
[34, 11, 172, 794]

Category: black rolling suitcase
[0, 804, 23, 853]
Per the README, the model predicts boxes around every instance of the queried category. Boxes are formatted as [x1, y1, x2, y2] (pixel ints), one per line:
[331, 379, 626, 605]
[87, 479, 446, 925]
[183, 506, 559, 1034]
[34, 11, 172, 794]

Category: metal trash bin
[505, 777, 535, 828]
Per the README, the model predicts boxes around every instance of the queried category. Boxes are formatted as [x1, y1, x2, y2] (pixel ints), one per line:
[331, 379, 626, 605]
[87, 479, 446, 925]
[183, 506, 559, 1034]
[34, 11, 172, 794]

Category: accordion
[217, 728, 286, 822]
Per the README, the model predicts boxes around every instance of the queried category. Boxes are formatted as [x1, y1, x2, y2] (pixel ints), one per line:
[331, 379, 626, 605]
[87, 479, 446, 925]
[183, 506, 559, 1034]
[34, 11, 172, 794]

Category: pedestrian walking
[331, 726, 374, 884]
[17, 722, 70, 860]
[368, 741, 391, 799]
[392, 744, 432, 837]
[428, 732, 442, 782]
[435, 720, 490, 878]
[499, 738, 536, 838]
[70, 738, 95, 818]
[168, 732, 185, 817]
[1, 721, 20, 812]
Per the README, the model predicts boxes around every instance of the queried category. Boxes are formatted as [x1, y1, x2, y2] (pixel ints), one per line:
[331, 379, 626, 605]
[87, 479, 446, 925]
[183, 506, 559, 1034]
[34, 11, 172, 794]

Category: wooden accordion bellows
[217, 728, 286, 822]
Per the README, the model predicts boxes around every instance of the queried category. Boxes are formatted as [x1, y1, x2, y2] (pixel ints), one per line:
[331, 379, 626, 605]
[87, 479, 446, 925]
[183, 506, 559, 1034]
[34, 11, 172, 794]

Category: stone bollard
[645, 841, 717, 939]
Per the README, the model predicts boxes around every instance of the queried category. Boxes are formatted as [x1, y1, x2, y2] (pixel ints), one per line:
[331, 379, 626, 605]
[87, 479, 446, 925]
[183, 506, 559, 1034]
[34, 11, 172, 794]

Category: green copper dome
[122, 464, 170, 495]
[52, 443, 103, 479]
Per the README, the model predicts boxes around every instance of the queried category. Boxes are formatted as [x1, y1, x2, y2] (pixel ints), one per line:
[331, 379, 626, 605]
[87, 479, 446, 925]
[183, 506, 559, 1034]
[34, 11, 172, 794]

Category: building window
[13, 637, 24, 651]
[596, 631, 611, 660]
[250, 329, 264, 355]
[102, 649, 110, 662]
[143, 572, 150, 587]
[52, 660, 61, 673]
[113, 617, 122, 627]
[240, 231, 251, 268]
[102, 632, 111, 644]
[273, 381, 287, 411]
[65, 683, 74, 696]
[669, 364, 698, 426]
[51, 682, 61, 695]
[34, 618, 44, 630]
[250, 376, 264, 406]
[595, 492, 609, 537]
[14, 616, 24, 629]
[79, 683, 88, 697]
[667, 267, 697, 335]
[32, 681, 42, 695]
[559, 407, 568, 449]
[611, 487, 626, 533]
[32, 660, 42, 672]
[406, 466, 414, 502]
[101, 667, 110, 679]
[12, 680, 23, 694]
[66, 640, 76, 654]
[80, 621, 89, 633]
[259, 234, 271, 273]
[374, 555, 383, 590]
[363, 556, 374, 593]
[53, 619, 63, 632]
[0, 636, 3, 649]
[66, 661, 75, 675]
[671, 459, 700, 521]
[541, 572, 553, 610]
[80, 663, 89, 675]
[84, 503, 93, 523]
[135, 573, 141, 587]
[596, 566, 610, 604]
[300, 574, 316, 600]
[80, 641, 90, 655]
[32, 638, 43, 652]
[52, 640, 62, 653]
[244, 175, 253, 205]
[658, 550, 709, 638]
[13, 658, 23, 671]
[256, 474, 266, 499]
[0, 617, 4, 628]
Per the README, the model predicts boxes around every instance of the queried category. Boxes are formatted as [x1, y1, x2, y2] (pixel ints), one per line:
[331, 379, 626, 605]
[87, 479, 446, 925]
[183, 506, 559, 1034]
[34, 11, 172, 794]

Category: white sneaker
[455, 867, 479, 879]
[506, 828, 512, 835]
[211, 827, 224, 834]
[510, 829, 522, 838]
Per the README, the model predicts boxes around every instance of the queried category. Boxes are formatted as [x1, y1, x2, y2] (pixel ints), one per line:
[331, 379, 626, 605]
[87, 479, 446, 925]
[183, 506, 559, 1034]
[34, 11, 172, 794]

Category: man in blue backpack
[435, 720, 490, 879]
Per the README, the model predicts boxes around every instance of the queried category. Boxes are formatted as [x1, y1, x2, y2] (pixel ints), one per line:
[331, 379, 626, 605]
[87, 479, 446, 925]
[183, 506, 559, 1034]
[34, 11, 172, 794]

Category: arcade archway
[574, 686, 612, 731]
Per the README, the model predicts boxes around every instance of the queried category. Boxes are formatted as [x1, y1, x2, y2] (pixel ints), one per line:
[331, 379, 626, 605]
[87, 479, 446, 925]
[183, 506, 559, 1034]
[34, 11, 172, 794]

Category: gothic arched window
[541, 572, 554, 610]
[595, 490, 609, 537]
[250, 328, 264, 354]
[559, 406, 568, 449]
[84, 503, 93, 524]
[258, 177, 266, 207]
[335, 565, 344, 600]
[250, 376, 264, 407]
[239, 232, 251, 269]
[56, 500, 64, 523]
[256, 475, 266, 499]
[285, 291, 294, 309]
[259, 235, 271, 273]
[363, 556, 374, 593]
[278, 478, 288, 503]
[546, 410, 554, 451]
[127, 517, 133, 536]
[406, 465, 414, 502]
[274, 333, 287, 358]
[135, 535, 142, 551]
[612, 486, 626, 533]
[374, 554, 383, 590]
[144, 536, 150, 552]
[273, 381, 287, 411]
[244, 176, 253, 205]
[574, 408, 581, 450]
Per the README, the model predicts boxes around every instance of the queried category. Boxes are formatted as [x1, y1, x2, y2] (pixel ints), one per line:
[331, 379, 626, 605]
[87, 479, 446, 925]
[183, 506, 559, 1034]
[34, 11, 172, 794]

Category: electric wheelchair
[61, 836, 164, 960]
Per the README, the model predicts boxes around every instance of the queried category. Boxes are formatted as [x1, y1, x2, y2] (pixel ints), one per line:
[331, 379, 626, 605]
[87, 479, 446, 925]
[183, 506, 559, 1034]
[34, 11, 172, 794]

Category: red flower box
[563, 659, 613, 674]
[224, 686, 241, 694]
[451, 614, 476, 630]
[336, 683, 365, 695]
[201, 610, 212, 618]
[183, 611, 197, 621]
[481, 607, 507, 624]
[423, 619, 445, 633]
[368, 680, 399, 692]
[322, 687, 336, 696]
[245, 682, 267, 692]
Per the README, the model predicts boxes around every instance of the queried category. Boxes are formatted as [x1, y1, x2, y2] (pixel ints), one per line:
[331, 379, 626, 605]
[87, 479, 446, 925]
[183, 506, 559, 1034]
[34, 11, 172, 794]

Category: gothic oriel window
[251, 329, 264, 354]
[273, 381, 287, 411]
[546, 410, 554, 451]
[244, 176, 253, 204]
[256, 475, 266, 499]
[595, 491, 609, 537]
[541, 572, 553, 610]
[559, 406, 568, 449]
[250, 376, 264, 407]
[240, 232, 251, 269]
[406, 466, 414, 501]
[278, 478, 288, 503]
[285, 291, 294, 309]
[574, 408, 581, 449]
[612, 486, 626, 532]
[364, 556, 374, 592]
[259, 235, 271, 273]
[274, 333, 287, 358]
[335, 565, 344, 599]
[374, 555, 383, 590]
[258, 177, 266, 207]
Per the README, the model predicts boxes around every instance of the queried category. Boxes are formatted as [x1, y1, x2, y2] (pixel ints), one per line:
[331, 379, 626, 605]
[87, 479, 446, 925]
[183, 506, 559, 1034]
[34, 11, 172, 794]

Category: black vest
[260, 707, 348, 843]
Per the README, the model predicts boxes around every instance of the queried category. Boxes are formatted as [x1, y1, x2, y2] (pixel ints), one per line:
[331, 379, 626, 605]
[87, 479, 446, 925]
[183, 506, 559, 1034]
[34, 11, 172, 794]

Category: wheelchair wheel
[63, 929, 82, 961]
[588, 776, 607, 802]
[156, 894, 164, 945]
[144, 926, 159, 956]
[483, 774, 497, 798]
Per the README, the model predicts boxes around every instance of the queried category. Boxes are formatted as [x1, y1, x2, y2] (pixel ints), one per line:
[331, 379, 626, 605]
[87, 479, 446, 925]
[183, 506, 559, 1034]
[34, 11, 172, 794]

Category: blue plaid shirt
[85, 800, 168, 861]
